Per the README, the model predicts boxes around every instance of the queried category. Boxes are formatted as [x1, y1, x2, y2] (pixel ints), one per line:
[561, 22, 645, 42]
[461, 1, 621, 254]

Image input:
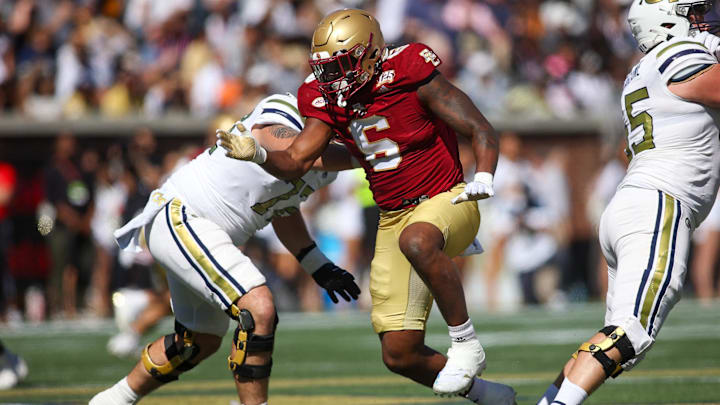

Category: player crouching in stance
[89, 93, 360, 405]
[217, 9, 516, 405]
[537, 2, 720, 405]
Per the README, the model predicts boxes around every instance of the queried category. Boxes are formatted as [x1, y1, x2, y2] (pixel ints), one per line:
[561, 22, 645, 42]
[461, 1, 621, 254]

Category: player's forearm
[272, 212, 314, 256]
[261, 150, 314, 180]
[471, 127, 499, 175]
[417, 72, 498, 174]
[313, 143, 357, 171]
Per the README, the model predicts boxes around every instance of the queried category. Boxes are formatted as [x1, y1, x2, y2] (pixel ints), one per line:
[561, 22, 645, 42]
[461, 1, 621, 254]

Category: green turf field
[1, 300, 718, 404]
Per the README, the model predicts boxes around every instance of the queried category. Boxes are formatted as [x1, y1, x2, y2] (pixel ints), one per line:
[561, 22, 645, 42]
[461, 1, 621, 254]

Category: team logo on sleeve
[376, 70, 395, 89]
[312, 97, 326, 108]
[420, 49, 440, 66]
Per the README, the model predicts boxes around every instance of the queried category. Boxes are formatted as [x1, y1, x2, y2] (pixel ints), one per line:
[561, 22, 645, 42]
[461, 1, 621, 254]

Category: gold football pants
[370, 183, 480, 333]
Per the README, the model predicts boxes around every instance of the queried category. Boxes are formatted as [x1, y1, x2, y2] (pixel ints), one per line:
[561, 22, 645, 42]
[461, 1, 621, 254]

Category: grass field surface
[0, 300, 718, 404]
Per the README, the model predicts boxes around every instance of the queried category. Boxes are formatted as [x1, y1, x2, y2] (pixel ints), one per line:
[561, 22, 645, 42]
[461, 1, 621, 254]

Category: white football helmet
[628, 0, 718, 53]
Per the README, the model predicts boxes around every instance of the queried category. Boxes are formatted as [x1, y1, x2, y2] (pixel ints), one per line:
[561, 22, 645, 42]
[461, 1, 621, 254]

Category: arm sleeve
[297, 80, 337, 127]
[389, 43, 443, 87]
[656, 40, 717, 83]
[240, 93, 305, 132]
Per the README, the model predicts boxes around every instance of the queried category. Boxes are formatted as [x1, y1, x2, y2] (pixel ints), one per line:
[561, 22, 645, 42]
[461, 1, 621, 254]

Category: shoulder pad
[654, 37, 716, 83]
[381, 43, 441, 87]
[250, 94, 304, 131]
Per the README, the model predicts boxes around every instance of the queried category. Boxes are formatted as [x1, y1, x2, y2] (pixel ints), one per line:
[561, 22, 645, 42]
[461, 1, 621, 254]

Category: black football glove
[311, 263, 361, 304]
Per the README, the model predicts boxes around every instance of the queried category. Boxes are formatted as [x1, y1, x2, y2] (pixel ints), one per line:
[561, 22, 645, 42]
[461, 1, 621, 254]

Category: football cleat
[433, 339, 486, 396]
[0, 351, 27, 390]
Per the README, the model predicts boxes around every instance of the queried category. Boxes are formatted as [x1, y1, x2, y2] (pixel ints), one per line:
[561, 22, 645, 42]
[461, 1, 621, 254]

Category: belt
[398, 194, 429, 209]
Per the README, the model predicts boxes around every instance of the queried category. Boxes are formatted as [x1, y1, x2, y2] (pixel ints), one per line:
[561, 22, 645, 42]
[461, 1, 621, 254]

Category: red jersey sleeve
[297, 76, 335, 126]
[384, 43, 442, 88]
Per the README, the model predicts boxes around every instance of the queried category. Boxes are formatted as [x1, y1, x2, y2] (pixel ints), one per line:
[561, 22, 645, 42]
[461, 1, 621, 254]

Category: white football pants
[599, 186, 692, 370]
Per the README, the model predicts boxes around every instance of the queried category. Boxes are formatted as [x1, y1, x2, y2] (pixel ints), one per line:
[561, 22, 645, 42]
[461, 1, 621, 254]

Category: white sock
[552, 379, 588, 405]
[537, 383, 559, 405]
[448, 319, 476, 343]
[117, 378, 140, 403]
[92, 377, 140, 405]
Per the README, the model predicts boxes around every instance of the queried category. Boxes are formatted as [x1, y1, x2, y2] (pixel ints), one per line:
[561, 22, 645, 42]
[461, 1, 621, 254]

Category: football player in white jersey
[90, 94, 361, 405]
[537, 1, 720, 405]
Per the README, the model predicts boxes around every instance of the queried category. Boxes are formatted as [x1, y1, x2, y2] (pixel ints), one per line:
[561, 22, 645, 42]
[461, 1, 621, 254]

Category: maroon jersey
[298, 43, 464, 210]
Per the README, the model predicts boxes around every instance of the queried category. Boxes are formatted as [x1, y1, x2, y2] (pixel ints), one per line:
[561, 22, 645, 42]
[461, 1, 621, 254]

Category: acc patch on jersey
[312, 97, 326, 108]
[376, 70, 395, 88]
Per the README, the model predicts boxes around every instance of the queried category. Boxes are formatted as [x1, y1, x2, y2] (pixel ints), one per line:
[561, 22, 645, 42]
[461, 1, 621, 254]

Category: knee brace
[228, 309, 277, 380]
[572, 325, 636, 379]
[142, 321, 200, 383]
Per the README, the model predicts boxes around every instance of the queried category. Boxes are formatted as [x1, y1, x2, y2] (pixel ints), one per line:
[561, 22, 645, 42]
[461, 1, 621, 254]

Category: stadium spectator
[89, 145, 127, 317]
[585, 142, 627, 299]
[45, 132, 95, 318]
[1, 0, 704, 322]
[691, 194, 720, 305]
[484, 133, 570, 307]
[0, 0, 640, 119]
[0, 161, 16, 320]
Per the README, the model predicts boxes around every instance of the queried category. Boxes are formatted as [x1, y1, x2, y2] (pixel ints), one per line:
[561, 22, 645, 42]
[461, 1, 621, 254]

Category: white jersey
[619, 35, 720, 225]
[166, 93, 337, 245]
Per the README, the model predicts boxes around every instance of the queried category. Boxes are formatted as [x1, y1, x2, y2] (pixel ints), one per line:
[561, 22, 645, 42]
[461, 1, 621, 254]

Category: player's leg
[91, 270, 229, 404]
[548, 189, 691, 405]
[380, 329, 450, 385]
[399, 185, 499, 396]
[372, 185, 514, 403]
[379, 330, 514, 404]
[157, 199, 274, 404]
[371, 206, 452, 384]
[91, 199, 270, 404]
[397, 214, 472, 328]
[229, 285, 277, 405]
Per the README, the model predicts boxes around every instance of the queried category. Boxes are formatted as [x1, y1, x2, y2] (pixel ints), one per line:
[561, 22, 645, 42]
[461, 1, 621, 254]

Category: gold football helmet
[309, 9, 385, 105]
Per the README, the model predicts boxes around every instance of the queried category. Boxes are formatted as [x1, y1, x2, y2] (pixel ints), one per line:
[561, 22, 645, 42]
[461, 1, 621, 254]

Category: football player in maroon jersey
[218, 9, 516, 404]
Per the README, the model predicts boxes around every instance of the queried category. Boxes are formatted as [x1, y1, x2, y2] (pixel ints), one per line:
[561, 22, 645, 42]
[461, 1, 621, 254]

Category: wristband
[473, 172, 494, 187]
[295, 243, 331, 274]
[254, 145, 268, 164]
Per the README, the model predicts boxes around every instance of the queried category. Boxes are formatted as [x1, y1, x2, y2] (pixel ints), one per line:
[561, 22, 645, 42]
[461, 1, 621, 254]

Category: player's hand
[451, 172, 495, 204]
[216, 124, 267, 164]
[311, 263, 361, 304]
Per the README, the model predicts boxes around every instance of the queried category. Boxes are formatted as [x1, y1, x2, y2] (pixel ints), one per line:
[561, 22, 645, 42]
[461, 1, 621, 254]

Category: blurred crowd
[0, 0, 648, 120]
[1, 0, 720, 326]
[2, 127, 720, 325]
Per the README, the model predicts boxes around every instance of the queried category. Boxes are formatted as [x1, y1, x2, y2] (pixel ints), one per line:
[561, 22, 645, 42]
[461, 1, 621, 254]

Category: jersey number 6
[350, 116, 401, 172]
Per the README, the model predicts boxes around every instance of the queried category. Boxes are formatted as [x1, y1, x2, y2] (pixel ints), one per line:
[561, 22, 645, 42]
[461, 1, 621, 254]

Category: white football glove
[694, 31, 720, 60]
[451, 172, 495, 205]
[216, 124, 267, 164]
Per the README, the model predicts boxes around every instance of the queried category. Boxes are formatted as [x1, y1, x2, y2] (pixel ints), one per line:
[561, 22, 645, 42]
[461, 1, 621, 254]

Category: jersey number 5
[350, 116, 401, 172]
[624, 87, 654, 158]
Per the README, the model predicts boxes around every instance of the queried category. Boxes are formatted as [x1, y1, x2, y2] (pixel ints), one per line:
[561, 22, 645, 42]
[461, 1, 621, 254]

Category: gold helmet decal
[309, 9, 386, 106]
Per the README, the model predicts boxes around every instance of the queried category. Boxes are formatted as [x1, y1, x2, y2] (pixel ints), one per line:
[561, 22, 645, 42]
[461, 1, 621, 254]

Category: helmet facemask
[629, 0, 719, 53]
[679, 1, 720, 35]
[308, 9, 385, 107]
[309, 35, 377, 107]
